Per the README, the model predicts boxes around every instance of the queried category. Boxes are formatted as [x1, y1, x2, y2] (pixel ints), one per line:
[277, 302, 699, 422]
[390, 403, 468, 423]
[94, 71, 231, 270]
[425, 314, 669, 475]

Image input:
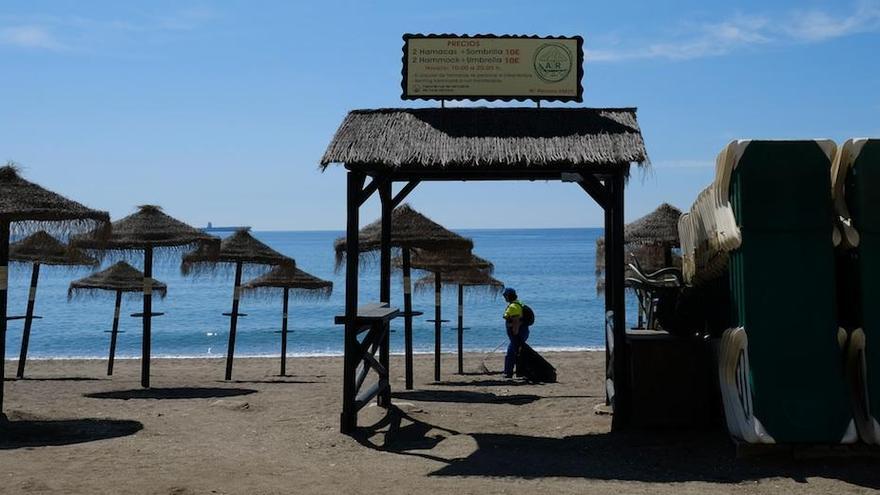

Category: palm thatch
[0, 164, 109, 236]
[321, 108, 648, 172]
[9, 231, 97, 266]
[68, 261, 167, 300]
[624, 203, 682, 247]
[403, 249, 494, 274]
[241, 264, 333, 300]
[333, 204, 473, 269]
[181, 229, 292, 275]
[72, 205, 218, 253]
[414, 268, 503, 295]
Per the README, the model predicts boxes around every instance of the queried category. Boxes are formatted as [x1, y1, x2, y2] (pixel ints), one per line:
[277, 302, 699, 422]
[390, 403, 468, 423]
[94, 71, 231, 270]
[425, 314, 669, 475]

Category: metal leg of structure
[141, 246, 153, 388]
[280, 287, 289, 376]
[16, 262, 40, 379]
[457, 284, 464, 375]
[434, 271, 442, 382]
[107, 290, 122, 376]
[225, 261, 244, 381]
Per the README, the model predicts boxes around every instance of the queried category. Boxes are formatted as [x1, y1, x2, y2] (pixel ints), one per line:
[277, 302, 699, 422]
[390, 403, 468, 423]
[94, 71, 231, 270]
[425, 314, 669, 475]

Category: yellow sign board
[402, 34, 583, 102]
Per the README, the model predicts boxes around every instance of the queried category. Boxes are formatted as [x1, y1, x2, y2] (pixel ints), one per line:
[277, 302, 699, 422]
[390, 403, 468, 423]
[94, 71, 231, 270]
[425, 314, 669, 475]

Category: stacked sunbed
[679, 139, 880, 445]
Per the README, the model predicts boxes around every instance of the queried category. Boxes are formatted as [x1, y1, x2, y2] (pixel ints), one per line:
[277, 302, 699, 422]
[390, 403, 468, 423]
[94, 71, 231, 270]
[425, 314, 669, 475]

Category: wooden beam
[358, 173, 391, 206]
[578, 174, 610, 210]
[16, 261, 40, 378]
[402, 248, 414, 390]
[0, 221, 9, 415]
[392, 180, 420, 208]
[341, 170, 365, 434]
[610, 171, 631, 429]
[378, 181, 392, 407]
[141, 245, 153, 389]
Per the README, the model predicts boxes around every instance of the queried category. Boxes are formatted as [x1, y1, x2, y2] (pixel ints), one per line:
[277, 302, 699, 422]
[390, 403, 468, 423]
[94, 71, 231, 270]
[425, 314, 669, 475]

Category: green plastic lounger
[717, 139, 855, 444]
[834, 138, 880, 444]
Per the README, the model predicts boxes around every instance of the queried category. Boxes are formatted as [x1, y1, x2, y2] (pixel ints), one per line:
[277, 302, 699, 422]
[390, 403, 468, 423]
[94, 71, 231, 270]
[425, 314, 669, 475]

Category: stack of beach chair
[679, 139, 880, 446]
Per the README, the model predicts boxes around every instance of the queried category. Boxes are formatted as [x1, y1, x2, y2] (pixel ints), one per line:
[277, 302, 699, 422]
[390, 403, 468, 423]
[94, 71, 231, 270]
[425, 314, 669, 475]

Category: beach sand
[2, 351, 879, 494]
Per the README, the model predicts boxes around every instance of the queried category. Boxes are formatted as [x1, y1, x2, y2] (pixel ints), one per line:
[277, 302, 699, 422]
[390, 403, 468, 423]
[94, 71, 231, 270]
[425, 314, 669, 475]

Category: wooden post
[0, 221, 9, 415]
[611, 172, 631, 429]
[141, 245, 153, 388]
[280, 287, 289, 376]
[457, 283, 464, 375]
[402, 247, 414, 390]
[107, 290, 122, 376]
[225, 260, 244, 381]
[603, 178, 614, 406]
[378, 181, 392, 407]
[16, 261, 40, 378]
[434, 271, 441, 382]
[341, 170, 364, 433]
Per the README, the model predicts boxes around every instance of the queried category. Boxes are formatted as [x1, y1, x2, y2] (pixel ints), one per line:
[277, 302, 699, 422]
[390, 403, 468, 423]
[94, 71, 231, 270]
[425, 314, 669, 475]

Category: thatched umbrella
[414, 268, 503, 375]
[0, 164, 109, 417]
[335, 203, 473, 390]
[596, 202, 683, 291]
[68, 262, 167, 376]
[403, 249, 494, 381]
[182, 228, 291, 380]
[10, 231, 98, 378]
[72, 205, 218, 388]
[241, 264, 332, 376]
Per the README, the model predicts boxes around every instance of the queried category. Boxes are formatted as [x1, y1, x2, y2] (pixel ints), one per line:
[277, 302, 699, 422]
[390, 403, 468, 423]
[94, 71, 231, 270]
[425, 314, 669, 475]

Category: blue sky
[2, 0, 879, 230]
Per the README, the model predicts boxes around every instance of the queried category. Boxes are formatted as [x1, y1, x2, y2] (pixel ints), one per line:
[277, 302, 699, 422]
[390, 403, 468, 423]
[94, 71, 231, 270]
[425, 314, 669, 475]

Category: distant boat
[202, 222, 251, 233]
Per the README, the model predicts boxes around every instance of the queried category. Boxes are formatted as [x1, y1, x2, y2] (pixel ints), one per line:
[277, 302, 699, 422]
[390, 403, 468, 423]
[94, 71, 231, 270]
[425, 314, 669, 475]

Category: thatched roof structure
[72, 205, 218, 252]
[68, 261, 167, 300]
[414, 268, 503, 294]
[9, 231, 98, 266]
[624, 203, 682, 247]
[0, 164, 109, 235]
[181, 229, 292, 275]
[321, 108, 648, 171]
[404, 249, 494, 274]
[241, 264, 332, 300]
[333, 204, 473, 269]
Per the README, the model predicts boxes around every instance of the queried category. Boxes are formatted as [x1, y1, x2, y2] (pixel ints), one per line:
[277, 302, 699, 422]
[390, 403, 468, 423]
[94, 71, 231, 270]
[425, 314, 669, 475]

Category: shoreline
[4, 347, 606, 362]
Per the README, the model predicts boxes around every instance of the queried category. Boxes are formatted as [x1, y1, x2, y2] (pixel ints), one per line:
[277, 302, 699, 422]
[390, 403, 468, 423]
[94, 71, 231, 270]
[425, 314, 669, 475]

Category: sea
[3, 228, 638, 360]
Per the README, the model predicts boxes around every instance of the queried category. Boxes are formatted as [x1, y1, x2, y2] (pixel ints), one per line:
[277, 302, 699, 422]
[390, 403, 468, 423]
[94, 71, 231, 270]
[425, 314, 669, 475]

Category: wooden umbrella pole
[225, 260, 243, 381]
[402, 247, 414, 390]
[142, 245, 153, 388]
[107, 290, 122, 376]
[434, 270, 441, 382]
[280, 287, 289, 376]
[0, 221, 9, 415]
[457, 284, 463, 375]
[16, 261, 40, 378]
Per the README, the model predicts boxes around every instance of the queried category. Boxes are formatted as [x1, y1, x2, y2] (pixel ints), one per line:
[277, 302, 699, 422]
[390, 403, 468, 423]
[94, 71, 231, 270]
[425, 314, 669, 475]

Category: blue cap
[502, 287, 516, 297]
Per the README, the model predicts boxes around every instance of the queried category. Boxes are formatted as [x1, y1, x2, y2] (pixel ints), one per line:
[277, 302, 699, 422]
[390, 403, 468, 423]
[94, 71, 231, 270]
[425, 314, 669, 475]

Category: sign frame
[401, 33, 584, 103]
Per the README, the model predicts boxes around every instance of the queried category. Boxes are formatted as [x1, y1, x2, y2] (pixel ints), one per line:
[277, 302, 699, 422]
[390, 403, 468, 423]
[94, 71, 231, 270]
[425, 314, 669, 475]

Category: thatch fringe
[0, 163, 110, 238]
[321, 108, 648, 171]
[181, 229, 292, 277]
[67, 261, 167, 301]
[240, 264, 333, 302]
[333, 204, 473, 272]
[10, 231, 98, 267]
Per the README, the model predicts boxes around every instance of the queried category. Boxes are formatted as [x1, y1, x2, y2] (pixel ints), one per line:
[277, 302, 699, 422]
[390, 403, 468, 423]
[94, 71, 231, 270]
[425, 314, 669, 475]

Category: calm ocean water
[3, 228, 637, 360]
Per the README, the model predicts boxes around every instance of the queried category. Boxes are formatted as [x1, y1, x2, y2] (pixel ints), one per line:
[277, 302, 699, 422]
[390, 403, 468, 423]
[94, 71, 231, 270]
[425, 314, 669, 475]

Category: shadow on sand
[352, 408, 880, 490]
[12, 377, 106, 382]
[84, 387, 258, 400]
[392, 390, 539, 406]
[0, 414, 142, 449]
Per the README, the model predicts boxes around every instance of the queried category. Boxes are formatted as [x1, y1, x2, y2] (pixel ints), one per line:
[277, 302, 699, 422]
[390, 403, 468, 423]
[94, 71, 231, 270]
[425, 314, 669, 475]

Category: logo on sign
[533, 43, 573, 83]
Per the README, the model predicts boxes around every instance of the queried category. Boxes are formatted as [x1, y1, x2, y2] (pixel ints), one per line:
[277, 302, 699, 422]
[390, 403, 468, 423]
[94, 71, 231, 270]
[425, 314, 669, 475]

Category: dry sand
[2, 351, 879, 494]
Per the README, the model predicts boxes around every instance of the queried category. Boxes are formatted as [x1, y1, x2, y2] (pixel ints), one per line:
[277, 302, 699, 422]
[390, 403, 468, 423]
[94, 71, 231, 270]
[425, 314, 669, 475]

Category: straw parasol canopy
[68, 261, 167, 300]
[241, 264, 332, 300]
[0, 164, 110, 236]
[181, 228, 292, 275]
[624, 203, 682, 247]
[10, 231, 98, 267]
[414, 268, 503, 294]
[404, 249, 494, 275]
[72, 205, 218, 253]
[333, 203, 473, 269]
